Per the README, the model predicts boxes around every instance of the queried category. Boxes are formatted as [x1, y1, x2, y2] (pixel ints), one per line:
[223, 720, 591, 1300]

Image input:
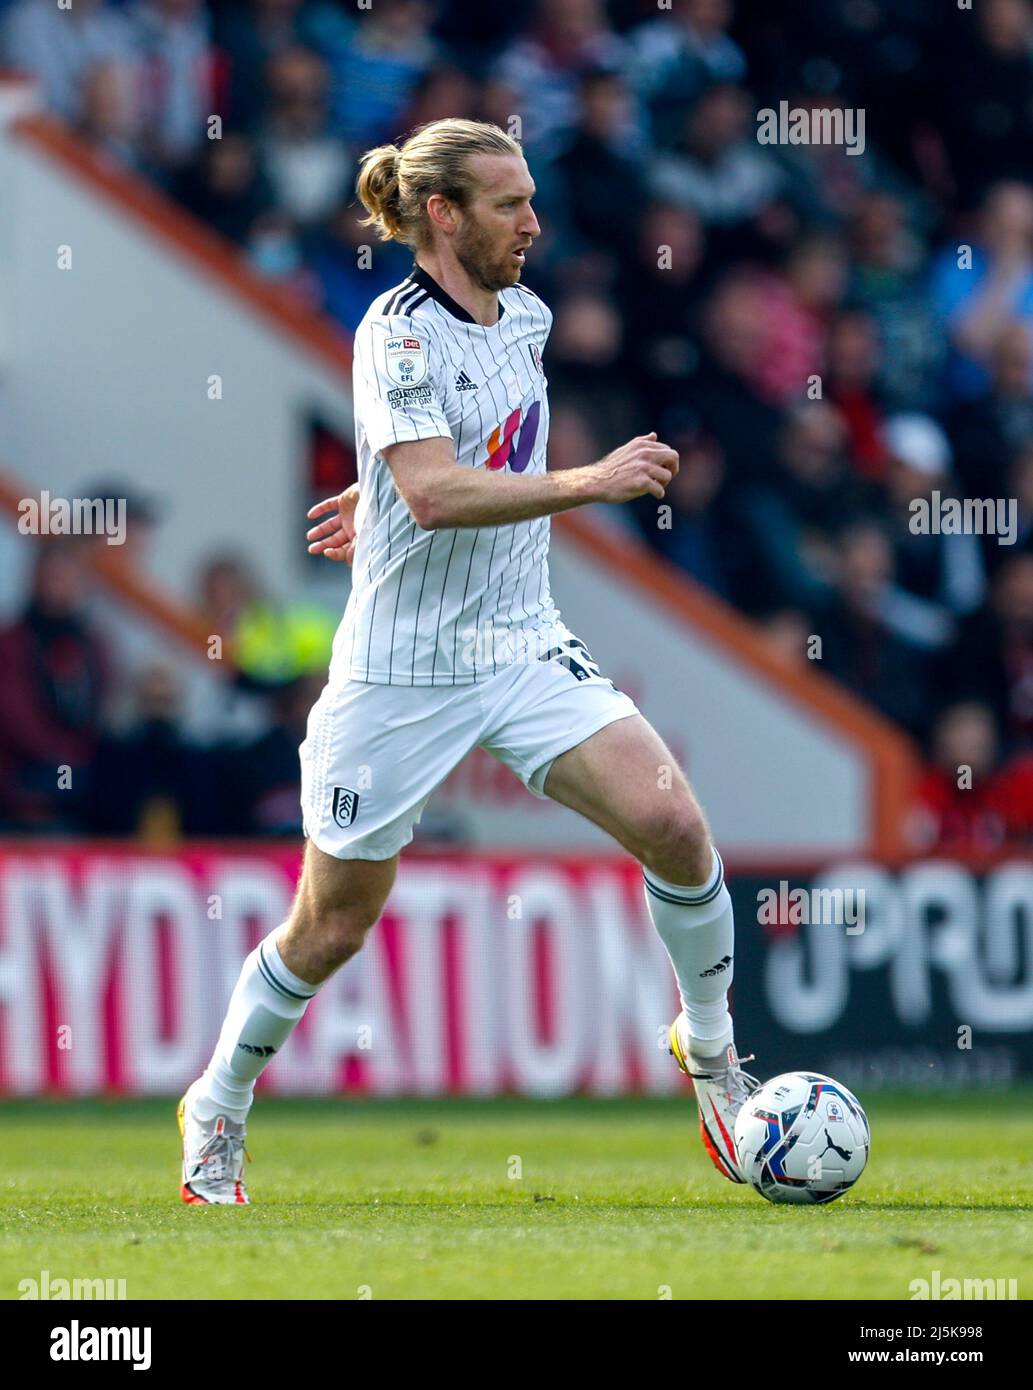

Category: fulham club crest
[331, 786, 359, 828]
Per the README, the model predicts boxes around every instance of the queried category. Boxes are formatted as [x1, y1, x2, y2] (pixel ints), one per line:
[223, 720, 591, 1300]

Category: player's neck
[413, 253, 500, 327]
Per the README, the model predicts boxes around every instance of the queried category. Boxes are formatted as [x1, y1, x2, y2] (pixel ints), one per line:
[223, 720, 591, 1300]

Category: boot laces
[688, 1053, 760, 1107]
[195, 1118, 247, 1183]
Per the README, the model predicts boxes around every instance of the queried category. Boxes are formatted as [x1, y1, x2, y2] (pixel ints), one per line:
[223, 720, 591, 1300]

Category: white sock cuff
[256, 932, 318, 1002]
[643, 847, 723, 906]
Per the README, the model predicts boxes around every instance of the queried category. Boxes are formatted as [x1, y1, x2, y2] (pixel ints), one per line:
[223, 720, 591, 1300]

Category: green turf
[1, 1092, 1030, 1300]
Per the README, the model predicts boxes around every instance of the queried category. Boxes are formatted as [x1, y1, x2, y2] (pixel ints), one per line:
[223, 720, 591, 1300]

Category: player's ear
[426, 193, 458, 237]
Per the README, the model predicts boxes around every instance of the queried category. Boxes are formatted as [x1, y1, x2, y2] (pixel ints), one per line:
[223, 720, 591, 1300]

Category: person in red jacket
[910, 700, 1033, 850]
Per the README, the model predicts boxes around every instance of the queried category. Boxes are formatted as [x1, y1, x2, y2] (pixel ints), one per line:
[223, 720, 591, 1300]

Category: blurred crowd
[5, 0, 1033, 850]
[0, 538, 338, 838]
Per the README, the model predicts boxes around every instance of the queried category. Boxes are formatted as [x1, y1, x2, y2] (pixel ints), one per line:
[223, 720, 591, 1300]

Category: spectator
[76, 60, 143, 171]
[0, 545, 110, 831]
[245, 208, 318, 299]
[492, 0, 633, 158]
[649, 83, 783, 228]
[911, 701, 1033, 850]
[948, 321, 1033, 503]
[932, 0, 1033, 207]
[310, 202, 412, 332]
[619, 201, 708, 417]
[848, 192, 941, 411]
[951, 554, 1033, 745]
[552, 67, 646, 264]
[931, 180, 1033, 399]
[88, 662, 220, 837]
[880, 413, 986, 649]
[736, 401, 860, 613]
[325, 0, 437, 147]
[399, 63, 479, 132]
[748, 234, 848, 406]
[824, 309, 890, 481]
[175, 131, 275, 244]
[257, 46, 351, 226]
[629, 425, 737, 599]
[220, 673, 324, 836]
[132, 0, 217, 174]
[546, 292, 637, 450]
[690, 271, 783, 486]
[1000, 445, 1033, 565]
[0, 0, 137, 125]
[214, 0, 338, 132]
[197, 553, 335, 689]
[632, 0, 746, 149]
[819, 522, 935, 738]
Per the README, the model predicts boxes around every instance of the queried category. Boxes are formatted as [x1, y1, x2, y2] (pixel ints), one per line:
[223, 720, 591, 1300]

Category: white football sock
[643, 847, 734, 1055]
[194, 929, 317, 1122]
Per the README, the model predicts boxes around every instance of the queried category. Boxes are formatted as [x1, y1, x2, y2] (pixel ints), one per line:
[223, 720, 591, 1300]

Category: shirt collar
[409, 262, 506, 324]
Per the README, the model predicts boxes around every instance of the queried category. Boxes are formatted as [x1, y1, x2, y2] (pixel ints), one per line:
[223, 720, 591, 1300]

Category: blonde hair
[356, 119, 523, 249]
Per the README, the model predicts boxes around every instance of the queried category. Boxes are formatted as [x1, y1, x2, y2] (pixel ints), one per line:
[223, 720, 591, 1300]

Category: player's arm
[382, 432, 679, 531]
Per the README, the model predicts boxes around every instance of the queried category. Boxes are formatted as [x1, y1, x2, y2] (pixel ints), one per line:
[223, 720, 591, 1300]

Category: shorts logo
[331, 786, 359, 828]
[385, 336, 427, 386]
[387, 385, 433, 408]
[538, 637, 604, 682]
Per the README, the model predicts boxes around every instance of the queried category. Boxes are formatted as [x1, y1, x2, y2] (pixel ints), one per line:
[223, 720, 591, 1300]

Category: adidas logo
[237, 1042, 276, 1057]
[455, 370, 477, 391]
[699, 955, 732, 978]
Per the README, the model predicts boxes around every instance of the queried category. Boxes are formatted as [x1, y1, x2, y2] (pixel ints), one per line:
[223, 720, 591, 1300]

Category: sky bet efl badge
[386, 336, 428, 387]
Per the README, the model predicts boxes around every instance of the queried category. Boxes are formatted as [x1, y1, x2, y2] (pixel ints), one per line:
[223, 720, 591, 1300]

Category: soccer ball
[733, 1072, 870, 1205]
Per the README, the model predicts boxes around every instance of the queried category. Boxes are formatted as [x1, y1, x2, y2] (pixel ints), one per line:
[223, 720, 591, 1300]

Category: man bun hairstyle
[356, 119, 523, 250]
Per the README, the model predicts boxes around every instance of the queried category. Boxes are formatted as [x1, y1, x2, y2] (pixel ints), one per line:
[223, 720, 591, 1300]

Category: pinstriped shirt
[330, 263, 574, 687]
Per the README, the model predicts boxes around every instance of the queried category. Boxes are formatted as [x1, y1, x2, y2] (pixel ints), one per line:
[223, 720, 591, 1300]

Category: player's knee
[639, 801, 711, 883]
[321, 915, 375, 968]
[293, 892, 382, 969]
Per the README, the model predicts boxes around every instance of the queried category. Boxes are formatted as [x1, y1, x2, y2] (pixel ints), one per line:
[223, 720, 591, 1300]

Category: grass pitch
[1, 1091, 1031, 1300]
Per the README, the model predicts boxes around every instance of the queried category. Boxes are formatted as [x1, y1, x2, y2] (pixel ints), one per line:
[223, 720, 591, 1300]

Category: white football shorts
[299, 644, 639, 860]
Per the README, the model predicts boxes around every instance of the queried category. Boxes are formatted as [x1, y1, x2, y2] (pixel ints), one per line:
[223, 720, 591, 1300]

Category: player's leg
[195, 842, 397, 1117]
[541, 715, 733, 1029]
[479, 652, 755, 1180]
[538, 714, 756, 1179]
[180, 845, 396, 1204]
[180, 675, 483, 1203]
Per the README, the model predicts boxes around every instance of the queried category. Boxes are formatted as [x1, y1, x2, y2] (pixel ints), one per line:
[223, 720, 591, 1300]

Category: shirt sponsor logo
[385, 336, 428, 386]
[486, 400, 541, 472]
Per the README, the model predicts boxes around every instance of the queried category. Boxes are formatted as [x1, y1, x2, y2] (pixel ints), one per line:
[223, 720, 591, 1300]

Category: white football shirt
[332, 263, 574, 686]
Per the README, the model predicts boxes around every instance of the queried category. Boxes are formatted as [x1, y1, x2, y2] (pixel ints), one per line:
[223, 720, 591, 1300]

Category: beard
[454, 217, 522, 292]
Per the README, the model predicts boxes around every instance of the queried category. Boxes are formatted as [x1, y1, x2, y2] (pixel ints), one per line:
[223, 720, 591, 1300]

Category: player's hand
[591, 433, 680, 502]
[306, 484, 360, 564]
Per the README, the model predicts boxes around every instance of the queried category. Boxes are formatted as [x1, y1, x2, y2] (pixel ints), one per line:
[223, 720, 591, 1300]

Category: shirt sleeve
[355, 315, 453, 456]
